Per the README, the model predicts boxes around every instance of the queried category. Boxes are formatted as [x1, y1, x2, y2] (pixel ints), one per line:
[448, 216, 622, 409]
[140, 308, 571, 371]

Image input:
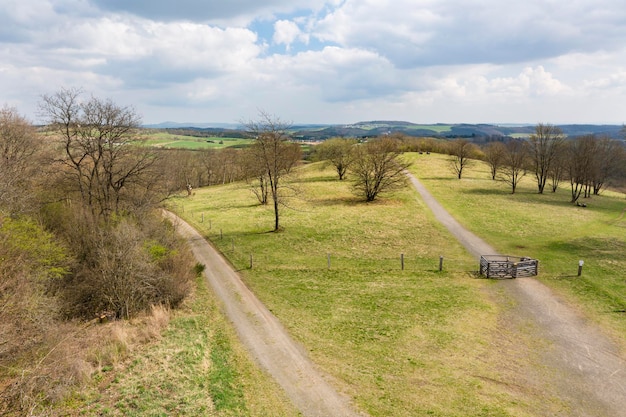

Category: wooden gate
[479, 255, 538, 278]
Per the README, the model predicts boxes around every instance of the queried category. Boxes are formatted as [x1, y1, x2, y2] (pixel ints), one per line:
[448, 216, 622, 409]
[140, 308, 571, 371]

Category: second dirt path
[408, 172, 626, 417]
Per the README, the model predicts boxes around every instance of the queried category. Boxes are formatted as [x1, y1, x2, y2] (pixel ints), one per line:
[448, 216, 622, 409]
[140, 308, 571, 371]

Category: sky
[1, 0, 626, 125]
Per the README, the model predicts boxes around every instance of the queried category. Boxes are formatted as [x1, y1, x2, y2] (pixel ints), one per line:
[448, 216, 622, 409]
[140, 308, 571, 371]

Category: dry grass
[0, 304, 173, 416]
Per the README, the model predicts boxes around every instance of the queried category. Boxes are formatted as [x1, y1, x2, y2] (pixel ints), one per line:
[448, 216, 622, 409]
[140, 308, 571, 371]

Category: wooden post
[327, 253, 331, 269]
[577, 260, 584, 276]
[209, 219, 212, 230]
[439, 255, 444, 272]
[201, 213, 204, 223]
[401, 253, 404, 270]
[231, 239, 234, 251]
[250, 254, 253, 269]
[220, 228, 223, 240]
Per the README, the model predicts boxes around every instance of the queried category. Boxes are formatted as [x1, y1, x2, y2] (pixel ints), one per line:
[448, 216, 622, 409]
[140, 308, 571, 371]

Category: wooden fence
[479, 255, 538, 279]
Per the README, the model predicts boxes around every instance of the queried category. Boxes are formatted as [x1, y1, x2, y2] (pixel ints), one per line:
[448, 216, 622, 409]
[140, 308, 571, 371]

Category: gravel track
[163, 210, 365, 417]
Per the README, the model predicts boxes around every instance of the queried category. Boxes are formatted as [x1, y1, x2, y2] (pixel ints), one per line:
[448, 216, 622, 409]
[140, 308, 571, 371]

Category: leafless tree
[499, 139, 528, 194]
[39, 88, 160, 219]
[0, 107, 43, 213]
[350, 137, 411, 202]
[548, 149, 566, 192]
[314, 137, 357, 180]
[243, 111, 301, 231]
[588, 136, 625, 196]
[564, 135, 596, 203]
[242, 146, 270, 205]
[449, 139, 477, 179]
[482, 141, 507, 180]
[529, 123, 565, 194]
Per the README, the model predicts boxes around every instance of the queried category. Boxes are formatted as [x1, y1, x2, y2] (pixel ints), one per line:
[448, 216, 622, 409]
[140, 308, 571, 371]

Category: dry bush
[40, 204, 194, 320]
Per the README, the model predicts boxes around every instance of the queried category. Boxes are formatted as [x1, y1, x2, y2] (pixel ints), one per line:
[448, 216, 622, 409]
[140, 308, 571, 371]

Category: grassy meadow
[166, 156, 610, 417]
[407, 153, 626, 340]
[141, 132, 252, 149]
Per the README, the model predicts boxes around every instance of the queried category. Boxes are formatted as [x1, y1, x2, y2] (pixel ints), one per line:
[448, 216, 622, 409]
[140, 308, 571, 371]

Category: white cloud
[273, 20, 308, 50]
[1, 0, 626, 124]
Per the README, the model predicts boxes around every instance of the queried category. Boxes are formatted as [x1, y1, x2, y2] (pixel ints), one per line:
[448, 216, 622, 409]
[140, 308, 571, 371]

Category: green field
[165, 154, 626, 416]
[141, 132, 252, 149]
[40, 151, 626, 416]
[407, 153, 626, 339]
[405, 124, 454, 133]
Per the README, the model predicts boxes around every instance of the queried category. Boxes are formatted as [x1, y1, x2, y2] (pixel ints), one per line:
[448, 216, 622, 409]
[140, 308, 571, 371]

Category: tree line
[446, 124, 626, 202]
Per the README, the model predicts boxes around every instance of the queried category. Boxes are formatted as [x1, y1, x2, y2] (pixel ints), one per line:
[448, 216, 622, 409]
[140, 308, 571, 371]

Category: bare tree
[529, 123, 565, 194]
[0, 107, 43, 213]
[39, 88, 159, 219]
[482, 141, 507, 180]
[589, 136, 624, 195]
[350, 137, 411, 202]
[548, 149, 566, 192]
[564, 135, 595, 204]
[243, 111, 301, 231]
[314, 137, 357, 180]
[499, 139, 528, 194]
[449, 139, 477, 179]
[242, 146, 270, 205]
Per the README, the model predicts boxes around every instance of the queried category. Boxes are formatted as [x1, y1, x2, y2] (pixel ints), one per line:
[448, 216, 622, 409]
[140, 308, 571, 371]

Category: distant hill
[143, 121, 625, 141]
[144, 121, 241, 129]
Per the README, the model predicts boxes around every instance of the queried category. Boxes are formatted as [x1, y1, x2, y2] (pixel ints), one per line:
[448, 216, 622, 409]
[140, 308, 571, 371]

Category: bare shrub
[42, 205, 193, 320]
[350, 137, 411, 202]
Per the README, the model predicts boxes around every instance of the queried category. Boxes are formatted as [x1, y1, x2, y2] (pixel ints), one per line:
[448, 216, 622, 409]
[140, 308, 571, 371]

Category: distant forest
[147, 121, 625, 142]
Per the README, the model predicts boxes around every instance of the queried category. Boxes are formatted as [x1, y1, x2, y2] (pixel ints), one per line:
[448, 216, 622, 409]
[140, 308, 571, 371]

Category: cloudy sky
[2, 0, 626, 125]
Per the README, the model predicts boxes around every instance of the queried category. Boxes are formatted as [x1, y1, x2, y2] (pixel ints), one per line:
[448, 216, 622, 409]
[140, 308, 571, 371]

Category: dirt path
[163, 211, 365, 417]
[407, 173, 626, 416]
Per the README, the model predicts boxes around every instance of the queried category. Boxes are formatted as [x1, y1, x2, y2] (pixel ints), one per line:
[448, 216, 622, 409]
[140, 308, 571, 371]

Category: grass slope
[169, 160, 576, 416]
[407, 153, 626, 340]
[59, 275, 299, 417]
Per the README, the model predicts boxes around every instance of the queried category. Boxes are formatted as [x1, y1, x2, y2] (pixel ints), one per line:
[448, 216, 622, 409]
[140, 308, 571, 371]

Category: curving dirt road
[163, 211, 366, 417]
[407, 173, 626, 417]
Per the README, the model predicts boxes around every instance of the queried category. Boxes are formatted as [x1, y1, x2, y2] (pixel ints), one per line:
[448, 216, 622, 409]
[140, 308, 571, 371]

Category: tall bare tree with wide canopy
[529, 123, 565, 194]
[39, 88, 160, 219]
[243, 111, 301, 231]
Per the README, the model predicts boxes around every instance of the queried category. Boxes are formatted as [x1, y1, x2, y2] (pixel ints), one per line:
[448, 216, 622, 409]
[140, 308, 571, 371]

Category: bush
[44, 206, 194, 320]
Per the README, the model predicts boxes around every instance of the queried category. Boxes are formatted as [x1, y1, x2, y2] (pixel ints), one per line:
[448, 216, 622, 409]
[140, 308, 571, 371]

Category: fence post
[220, 228, 223, 240]
[250, 254, 253, 269]
[401, 253, 404, 270]
[439, 255, 444, 272]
